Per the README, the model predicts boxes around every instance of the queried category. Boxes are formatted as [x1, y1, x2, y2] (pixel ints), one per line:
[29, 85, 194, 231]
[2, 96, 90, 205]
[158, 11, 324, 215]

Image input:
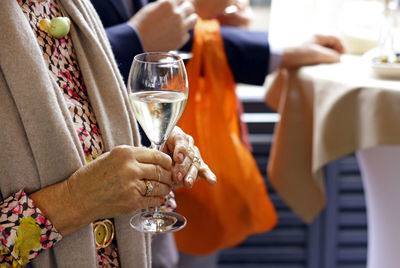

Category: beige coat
[0, 0, 151, 267]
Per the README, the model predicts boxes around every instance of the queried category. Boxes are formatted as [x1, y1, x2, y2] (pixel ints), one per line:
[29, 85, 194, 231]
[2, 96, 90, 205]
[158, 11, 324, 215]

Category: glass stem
[150, 142, 165, 223]
[151, 142, 164, 152]
[153, 206, 161, 219]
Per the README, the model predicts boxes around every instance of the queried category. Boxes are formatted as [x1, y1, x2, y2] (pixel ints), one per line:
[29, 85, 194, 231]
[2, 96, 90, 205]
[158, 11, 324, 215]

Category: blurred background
[247, 0, 271, 31]
[218, 0, 378, 267]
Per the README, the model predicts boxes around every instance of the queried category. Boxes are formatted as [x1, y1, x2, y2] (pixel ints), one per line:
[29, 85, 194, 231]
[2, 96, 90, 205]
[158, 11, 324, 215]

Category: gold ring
[192, 156, 202, 169]
[157, 166, 161, 182]
[187, 147, 195, 160]
[144, 180, 154, 196]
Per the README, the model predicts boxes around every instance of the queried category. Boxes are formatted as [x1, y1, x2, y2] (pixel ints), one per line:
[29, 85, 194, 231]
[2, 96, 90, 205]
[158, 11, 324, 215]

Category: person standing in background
[90, 1, 345, 267]
[0, 0, 216, 267]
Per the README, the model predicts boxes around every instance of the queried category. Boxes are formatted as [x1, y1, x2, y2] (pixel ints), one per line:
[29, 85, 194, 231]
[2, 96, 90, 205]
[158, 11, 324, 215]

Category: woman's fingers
[198, 161, 217, 186]
[165, 127, 216, 188]
[182, 164, 198, 188]
[170, 132, 195, 184]
[136, 162, 172, 186]
[165, 127, 190, 162]
[134, 147, 172, 170]
[185, 147, 217, 187]
[172, 151, 195, 184]
[137, 179, 171, 197]
[171, 128, 195, 163]
[172, 144, 217, 187]
[132, 197, 164, 213]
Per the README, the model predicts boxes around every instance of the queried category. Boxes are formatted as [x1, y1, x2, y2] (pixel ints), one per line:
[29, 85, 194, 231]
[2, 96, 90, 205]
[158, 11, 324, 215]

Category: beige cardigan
[0, 0, 151, 267]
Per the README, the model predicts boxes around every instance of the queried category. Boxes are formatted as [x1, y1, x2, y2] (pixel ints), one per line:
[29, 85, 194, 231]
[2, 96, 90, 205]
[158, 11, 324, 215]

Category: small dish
[371, 57, 400, 79]
[364, 49, 400, 79]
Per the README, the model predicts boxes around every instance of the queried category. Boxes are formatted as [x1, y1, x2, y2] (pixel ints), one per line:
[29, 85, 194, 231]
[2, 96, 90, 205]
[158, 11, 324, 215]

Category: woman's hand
[163, 126, 217, 189]
[68, 146, 174, 219]
[31, 146, 174, 236]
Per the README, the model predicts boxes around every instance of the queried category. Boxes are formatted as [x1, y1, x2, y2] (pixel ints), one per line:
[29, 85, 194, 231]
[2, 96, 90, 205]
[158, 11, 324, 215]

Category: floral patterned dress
[0, 0, 175, 267]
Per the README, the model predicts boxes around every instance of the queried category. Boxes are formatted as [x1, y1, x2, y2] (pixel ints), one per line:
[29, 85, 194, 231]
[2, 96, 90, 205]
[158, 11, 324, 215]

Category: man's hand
[280, 34, 345, 69]
[190, 0, 235, 19]
[216, 0, 252, 28]
[128, 0, 198, 52]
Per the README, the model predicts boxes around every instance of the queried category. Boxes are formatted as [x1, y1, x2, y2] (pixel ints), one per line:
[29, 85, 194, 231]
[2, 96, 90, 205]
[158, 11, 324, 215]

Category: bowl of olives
[371, 55, 400, 79]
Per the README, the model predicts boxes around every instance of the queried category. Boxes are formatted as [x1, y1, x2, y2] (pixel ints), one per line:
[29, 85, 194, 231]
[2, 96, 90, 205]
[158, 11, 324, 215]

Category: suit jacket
[91, 0, 271, 85]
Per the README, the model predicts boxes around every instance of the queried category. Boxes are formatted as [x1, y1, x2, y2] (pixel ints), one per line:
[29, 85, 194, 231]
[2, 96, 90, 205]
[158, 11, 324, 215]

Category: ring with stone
[144, 180, 154, 196]
[192, 156, 202, 169]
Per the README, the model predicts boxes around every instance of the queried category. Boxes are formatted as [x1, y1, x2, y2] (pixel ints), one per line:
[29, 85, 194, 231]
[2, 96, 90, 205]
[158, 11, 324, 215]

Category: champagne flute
[127, 52, 188, 233]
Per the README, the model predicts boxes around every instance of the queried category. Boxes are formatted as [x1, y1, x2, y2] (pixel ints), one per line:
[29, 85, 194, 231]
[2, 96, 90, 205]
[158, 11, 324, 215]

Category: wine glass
[127, 52, 188, 233]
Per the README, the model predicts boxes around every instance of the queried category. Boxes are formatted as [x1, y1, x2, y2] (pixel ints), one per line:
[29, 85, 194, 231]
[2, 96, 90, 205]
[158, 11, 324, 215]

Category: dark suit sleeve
[181, 26, 270, 86]
[106, 23, 145, 82]
[220, 27, 270, 85]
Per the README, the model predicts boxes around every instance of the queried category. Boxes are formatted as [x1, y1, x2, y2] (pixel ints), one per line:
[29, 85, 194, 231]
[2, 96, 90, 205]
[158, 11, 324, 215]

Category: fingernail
[187, 177, 193, 186]
[178, 153, 184, 162]
[177, 172, 183, 182]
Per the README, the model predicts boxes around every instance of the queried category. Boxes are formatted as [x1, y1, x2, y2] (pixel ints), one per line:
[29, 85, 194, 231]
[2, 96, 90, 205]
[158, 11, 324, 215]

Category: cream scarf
[0, 0, 151, 267]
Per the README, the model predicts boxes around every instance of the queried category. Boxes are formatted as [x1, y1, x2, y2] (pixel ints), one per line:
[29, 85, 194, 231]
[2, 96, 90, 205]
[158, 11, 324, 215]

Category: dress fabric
[17, 0, 105, 162]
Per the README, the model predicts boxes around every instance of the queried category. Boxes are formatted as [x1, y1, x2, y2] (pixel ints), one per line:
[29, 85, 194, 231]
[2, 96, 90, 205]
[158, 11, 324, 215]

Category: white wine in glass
[127, 52, 188, 233]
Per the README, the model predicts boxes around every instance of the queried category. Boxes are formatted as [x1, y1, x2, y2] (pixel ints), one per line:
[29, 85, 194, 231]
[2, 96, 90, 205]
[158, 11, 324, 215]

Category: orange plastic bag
[175, 20, 277, 255]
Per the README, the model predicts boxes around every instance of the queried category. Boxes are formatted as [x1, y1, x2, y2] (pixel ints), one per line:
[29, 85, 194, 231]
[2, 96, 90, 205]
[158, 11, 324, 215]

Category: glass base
[130, 207, 187, 233]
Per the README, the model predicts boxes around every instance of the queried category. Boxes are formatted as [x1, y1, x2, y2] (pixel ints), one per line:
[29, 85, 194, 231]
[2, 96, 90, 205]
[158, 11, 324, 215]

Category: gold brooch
[93, 219, 115, 249]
